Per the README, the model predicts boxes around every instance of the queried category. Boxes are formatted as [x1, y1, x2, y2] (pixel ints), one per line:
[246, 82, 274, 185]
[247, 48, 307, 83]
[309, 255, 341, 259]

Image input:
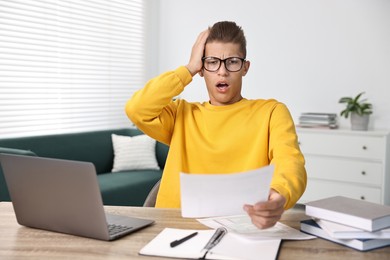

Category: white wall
[155, 0, 390, 130]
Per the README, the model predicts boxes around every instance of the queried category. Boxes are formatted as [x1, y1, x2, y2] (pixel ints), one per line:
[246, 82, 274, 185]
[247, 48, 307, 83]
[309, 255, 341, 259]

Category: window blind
[0, 0, 146, 138]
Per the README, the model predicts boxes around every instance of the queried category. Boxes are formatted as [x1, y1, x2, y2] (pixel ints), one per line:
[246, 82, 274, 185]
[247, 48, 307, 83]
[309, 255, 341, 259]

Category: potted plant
[339, 92, 373, 131]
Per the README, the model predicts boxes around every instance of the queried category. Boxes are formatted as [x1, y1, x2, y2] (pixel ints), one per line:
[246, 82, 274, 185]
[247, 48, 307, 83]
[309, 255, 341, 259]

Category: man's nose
[217, 61, 229, 75]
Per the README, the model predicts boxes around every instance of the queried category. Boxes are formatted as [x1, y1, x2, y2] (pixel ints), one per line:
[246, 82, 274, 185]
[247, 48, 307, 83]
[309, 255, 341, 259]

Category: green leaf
[338, 92, 373, 118]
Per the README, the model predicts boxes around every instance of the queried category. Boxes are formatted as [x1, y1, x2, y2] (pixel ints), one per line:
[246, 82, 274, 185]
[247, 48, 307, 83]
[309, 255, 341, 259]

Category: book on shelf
[298, 118, 337, 124]
[300, 219, 390, 252]
[298, 112, 338, 129]
[299, 113, 337, 122]
[300, 112, 337, 119]
[296, 122, 338, 129]
[316, 218, 390, 239]
[305, 196, 390, 232]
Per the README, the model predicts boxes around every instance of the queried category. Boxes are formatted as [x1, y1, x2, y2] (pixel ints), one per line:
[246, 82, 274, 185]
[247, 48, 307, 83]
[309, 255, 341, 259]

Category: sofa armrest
[0, 147, 37, 201]
[0, 147, 37, 157]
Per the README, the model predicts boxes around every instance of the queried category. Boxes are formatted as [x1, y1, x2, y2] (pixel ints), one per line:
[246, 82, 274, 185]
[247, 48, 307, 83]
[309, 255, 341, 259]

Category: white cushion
[111, 134, 160, 172]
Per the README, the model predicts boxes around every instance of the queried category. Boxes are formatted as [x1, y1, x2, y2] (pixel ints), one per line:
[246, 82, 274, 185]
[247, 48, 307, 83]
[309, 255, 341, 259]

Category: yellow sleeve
[125, 66, 192, 144]
[268, 103, 307, 209]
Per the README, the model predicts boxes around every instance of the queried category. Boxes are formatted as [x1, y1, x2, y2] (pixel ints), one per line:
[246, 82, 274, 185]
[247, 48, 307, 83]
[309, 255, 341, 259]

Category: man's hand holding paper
[180, 165, 275, 221]
[244, 189, 286, 229]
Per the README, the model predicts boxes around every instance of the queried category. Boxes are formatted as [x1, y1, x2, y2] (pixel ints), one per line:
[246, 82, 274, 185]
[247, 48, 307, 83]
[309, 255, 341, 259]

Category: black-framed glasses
[202, 56, 246, 72]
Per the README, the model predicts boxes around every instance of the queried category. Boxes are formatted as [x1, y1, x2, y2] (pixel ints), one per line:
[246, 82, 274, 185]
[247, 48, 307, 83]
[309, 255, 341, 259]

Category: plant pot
[350, 113, 370, 131]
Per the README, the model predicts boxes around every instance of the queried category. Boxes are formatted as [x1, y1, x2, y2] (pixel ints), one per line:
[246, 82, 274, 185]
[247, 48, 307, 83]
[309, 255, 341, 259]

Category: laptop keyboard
[108, 223, 133, 236]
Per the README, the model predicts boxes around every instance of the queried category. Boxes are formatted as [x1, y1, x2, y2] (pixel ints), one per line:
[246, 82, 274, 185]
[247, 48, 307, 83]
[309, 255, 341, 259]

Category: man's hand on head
[185, 29, 210, 77]
[243, 189, 286, 229]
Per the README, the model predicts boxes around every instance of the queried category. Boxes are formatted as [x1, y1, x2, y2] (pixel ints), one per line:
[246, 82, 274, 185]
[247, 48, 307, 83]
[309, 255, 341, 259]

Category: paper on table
[180, 165, 274, 218]
[198, 215, 315, 240]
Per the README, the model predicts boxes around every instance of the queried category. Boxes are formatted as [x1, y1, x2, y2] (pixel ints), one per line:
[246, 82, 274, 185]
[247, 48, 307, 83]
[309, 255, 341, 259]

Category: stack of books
[301, 196, 390, 251]
[297, 113, 338, 129]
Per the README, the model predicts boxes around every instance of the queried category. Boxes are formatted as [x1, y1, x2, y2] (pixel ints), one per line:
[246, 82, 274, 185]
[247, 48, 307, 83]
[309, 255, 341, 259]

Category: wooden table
[0, 202, 389, 259]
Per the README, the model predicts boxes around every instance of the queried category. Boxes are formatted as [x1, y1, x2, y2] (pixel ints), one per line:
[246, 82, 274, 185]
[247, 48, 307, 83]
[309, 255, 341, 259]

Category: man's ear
[198, 69, 204, 77]
[242, 60, 250, 76]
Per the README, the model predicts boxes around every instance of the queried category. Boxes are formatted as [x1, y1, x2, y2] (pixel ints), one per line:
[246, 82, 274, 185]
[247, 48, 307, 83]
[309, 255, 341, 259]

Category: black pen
[170, 232, 198, 247]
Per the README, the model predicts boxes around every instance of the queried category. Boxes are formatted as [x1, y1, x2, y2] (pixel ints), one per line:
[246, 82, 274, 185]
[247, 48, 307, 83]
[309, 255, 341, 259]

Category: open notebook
[139, 227, 281, 260]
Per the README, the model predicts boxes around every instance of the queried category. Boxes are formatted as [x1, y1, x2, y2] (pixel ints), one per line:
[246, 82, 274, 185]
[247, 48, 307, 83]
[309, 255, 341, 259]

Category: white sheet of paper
[180, 165, 274, 218]
[197, 215, 315, 240]
[210, 233, 281, 260]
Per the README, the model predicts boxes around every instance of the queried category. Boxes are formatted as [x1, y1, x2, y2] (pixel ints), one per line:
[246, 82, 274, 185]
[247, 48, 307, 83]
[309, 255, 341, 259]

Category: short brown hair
[206, 21, 247, 58]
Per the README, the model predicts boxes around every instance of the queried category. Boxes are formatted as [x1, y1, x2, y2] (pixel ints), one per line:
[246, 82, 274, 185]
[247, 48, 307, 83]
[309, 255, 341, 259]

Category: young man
[126, 21, 306, 229]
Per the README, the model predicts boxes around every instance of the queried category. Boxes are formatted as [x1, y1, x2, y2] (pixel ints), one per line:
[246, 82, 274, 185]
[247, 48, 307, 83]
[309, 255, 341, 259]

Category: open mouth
[216, 82, 229, 92]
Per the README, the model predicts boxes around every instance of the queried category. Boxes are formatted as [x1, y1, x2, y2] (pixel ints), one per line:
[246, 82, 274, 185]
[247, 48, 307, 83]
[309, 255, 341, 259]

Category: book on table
[300, 219, 390, 252]
[315, 218, 390, 239]
[305, 196, 390, 232]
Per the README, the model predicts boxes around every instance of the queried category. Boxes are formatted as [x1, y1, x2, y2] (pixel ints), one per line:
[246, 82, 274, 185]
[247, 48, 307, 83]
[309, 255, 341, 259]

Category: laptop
[0, 153, 154, 241]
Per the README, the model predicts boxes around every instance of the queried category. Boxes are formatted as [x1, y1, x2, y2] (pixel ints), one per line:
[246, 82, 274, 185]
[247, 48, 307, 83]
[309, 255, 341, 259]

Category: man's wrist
[185, 65, 197, 77]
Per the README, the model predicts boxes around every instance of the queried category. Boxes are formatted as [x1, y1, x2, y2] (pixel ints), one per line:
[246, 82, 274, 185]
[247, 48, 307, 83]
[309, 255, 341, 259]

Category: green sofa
[0, 128, 168, 206]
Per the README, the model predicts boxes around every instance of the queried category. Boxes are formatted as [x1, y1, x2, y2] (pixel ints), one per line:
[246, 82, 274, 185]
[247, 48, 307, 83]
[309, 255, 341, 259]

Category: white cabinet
[296, 128, 390, 205]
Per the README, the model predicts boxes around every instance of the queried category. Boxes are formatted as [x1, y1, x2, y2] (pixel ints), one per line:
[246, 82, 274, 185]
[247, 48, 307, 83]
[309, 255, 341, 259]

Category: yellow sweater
[126, 66, 306, 209]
